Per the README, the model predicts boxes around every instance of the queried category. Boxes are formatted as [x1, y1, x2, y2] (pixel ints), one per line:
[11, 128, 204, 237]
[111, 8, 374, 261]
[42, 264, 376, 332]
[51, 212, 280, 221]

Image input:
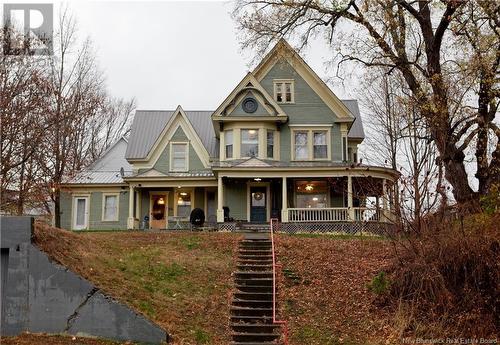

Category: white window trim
[225, 130, 234, 159]
[291, 127, 331, 161]
[273, 79, 295, 104]
[72, 194, 90, 230]
[169, 142, 189, 172]
[101, 193, 120, 222]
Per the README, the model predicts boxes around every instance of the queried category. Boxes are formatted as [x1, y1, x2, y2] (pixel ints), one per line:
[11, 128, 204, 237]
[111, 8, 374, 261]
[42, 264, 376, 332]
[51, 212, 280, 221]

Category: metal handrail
[270, 218, 289, 345]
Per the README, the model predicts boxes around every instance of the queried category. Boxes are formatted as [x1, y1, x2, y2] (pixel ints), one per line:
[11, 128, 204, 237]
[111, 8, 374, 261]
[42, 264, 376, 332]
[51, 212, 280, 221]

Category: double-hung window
[103, 194, 119, 221]
[267, 130, 274, 158]
[171, 143, 188, 171]
[313, 131, 327, 159]
[241, 129, 259, 157]
[292, 128, 330, 160]
[274, 80, 294, 103]
[225, 130, 233, 158]
[294, 131, 308, 160]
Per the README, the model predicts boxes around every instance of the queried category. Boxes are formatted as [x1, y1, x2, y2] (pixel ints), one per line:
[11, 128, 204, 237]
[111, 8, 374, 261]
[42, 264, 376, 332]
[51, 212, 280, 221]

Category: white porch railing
[288, 208, 349, 222]
[353, 207, 381, 222]
[286, 207, 384, 222]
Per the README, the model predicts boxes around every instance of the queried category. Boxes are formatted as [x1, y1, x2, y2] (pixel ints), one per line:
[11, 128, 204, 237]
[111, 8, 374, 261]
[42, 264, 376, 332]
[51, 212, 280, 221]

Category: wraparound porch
[214, 166, 399, 224]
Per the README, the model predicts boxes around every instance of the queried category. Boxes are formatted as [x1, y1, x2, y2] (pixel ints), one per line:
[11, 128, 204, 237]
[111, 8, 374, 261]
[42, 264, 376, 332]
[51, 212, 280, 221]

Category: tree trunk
[54, 191, 61, 228]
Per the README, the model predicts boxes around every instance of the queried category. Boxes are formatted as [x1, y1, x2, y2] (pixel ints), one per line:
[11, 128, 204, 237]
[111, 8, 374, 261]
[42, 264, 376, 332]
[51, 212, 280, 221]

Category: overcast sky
[63, 1, 357, 110]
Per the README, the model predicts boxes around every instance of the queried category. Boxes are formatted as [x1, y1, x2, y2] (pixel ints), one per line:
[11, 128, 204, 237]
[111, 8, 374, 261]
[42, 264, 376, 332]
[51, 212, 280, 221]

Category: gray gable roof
[343, 100, 365, 139]
[126, 100, 363, 161]
[125, 110, 219, 160]
[65, 137, 132, 184]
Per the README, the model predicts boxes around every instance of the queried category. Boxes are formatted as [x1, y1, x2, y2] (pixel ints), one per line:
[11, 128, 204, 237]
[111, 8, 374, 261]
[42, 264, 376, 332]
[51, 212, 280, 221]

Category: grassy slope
[3, 225, 397, 345]
[31, 224, 241, 344]
[276, 234, 396, 345]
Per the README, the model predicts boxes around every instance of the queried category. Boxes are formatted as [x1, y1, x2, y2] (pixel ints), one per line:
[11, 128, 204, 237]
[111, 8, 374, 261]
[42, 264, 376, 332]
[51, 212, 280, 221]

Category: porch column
[281, 177, 288, 222]
[127, 185, 135, 229]
[347, 175, 354, 221]
[217, 175, 224, 222]
[382, 178, 388, 222]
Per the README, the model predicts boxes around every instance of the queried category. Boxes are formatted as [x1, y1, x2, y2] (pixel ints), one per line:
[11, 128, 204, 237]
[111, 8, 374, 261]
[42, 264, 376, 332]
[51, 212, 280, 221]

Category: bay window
[225, 130, 233, 158]
[267, 130, 274, 158]
[241, 129, 259, 157]
[171, 143, 188, 171]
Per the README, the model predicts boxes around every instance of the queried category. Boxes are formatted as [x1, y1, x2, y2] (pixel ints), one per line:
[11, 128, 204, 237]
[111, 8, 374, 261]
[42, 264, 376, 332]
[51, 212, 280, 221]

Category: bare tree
[234, 0, 500, 206]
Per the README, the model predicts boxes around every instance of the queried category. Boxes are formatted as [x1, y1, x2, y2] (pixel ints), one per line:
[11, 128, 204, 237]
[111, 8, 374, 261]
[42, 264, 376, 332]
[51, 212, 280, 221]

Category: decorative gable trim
[253, 39, 354, 122]
[131, 106, 210, 169]
[212, 73, 287, 122]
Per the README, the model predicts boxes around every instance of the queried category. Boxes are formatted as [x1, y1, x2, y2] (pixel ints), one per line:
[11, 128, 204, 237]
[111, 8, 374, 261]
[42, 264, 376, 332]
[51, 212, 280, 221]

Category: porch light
[312, 197, 318, 201]
[254, 178, 261, 182]
[248, 129, 257, 134]
[157, 198, 165, 205]
[180, 192, 188, 196]
[177, 186, 181, 189]
[305, 184, 314, 191]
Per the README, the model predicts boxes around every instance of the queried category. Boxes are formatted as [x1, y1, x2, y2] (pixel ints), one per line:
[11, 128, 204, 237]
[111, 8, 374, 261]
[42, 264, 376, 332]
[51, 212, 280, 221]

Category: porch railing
[353, 207, 381, 222]
[286, 207, 383, 222]
[288, 207, 349, 222]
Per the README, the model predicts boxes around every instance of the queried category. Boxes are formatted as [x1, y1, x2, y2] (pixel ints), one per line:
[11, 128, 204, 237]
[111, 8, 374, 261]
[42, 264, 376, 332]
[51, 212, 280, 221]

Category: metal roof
[125, 110, 219, 160]
[64, 138, 132, 185]
[343, 100, 365, 139]
[126, 100, 363, 161]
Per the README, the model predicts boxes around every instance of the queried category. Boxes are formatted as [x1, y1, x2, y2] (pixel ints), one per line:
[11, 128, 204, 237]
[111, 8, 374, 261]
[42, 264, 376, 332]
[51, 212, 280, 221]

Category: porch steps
[235, 223, 271, 233]
[230, 233, 281, 345]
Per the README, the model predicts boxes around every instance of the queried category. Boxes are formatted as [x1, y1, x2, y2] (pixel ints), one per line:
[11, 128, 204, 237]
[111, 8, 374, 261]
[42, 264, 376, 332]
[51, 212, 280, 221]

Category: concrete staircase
[235, 223, 271, 233]
[230, 232, 281, 345]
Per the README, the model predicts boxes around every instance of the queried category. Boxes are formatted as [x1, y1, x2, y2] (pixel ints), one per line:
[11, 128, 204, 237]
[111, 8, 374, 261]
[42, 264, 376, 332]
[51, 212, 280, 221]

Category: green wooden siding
[153, 126, 206, 173]
[259, 59, 343, 162]
[228, 91, 271, 116]
[60, 190, 129, 231]
[224, 181, 247, 221]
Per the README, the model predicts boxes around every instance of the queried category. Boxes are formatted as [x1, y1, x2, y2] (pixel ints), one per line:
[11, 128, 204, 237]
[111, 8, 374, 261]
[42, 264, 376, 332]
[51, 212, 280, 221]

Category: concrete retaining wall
[0, 216, 169, 344]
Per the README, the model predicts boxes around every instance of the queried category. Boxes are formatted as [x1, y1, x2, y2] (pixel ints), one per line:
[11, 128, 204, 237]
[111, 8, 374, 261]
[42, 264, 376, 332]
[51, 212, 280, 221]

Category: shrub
[368, 271, 391, 295]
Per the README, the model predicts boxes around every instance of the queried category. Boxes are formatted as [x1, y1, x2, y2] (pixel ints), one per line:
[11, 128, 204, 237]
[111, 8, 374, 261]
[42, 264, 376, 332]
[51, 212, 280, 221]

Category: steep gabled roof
[253, 39, 355, 122]
[212, 72, 287, 120]
[64, 137, 132, 185]
[126, 108, 218, 160]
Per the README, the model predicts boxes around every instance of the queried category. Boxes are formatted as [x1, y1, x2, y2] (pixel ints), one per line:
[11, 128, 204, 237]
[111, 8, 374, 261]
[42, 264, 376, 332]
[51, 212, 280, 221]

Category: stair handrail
[270, 218, 289, 345]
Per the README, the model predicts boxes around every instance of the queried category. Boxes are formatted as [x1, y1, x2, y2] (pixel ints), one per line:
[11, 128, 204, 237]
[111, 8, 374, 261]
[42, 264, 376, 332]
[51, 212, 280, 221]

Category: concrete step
[229, 341, 281, 345]
[237, 264, 273, 271]
[232, 332, 280, 343]
[239, 249, 272, 255]
[231, 323, 280, 333]
[234, 292, 273, 301]
[238, 255, 273, 260]
[235, 271, 273, 279]
[230, 306, 273, 317]
[232, 299, 273, 308]
[239, 244, 272, 250]
[230, 315, 273, 324]
[235, 278, 273, 286]
[238, 259, 273, 265]
[235, 284, 273, 293]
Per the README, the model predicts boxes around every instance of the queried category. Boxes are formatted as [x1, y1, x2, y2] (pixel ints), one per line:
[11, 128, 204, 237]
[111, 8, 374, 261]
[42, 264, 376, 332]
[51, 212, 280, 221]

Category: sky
[59, 1, 358, 110]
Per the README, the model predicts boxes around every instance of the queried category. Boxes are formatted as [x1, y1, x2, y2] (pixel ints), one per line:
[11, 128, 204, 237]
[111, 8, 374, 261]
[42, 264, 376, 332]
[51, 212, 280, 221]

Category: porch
[214, 166, 399, 226]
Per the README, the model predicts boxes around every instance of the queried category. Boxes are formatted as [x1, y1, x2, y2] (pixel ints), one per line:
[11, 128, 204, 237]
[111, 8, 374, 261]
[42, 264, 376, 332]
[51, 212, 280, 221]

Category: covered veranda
[214, 166, 399, 225]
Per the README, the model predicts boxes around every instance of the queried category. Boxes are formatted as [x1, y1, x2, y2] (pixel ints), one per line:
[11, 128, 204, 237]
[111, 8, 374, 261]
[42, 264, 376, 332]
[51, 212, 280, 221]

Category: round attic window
[242, 97, 258, 113]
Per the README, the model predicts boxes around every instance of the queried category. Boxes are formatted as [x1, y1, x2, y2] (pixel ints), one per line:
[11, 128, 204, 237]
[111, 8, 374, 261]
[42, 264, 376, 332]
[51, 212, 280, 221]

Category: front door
[150, 194, 167, 229]
[73, 196, 89, 230]
[250, 187, 267, 222]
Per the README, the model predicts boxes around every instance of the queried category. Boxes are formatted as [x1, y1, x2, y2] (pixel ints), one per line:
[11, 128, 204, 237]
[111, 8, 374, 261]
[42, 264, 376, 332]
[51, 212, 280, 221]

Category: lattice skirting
[278, 222, 395, 236]
[217, 222, 237, 232]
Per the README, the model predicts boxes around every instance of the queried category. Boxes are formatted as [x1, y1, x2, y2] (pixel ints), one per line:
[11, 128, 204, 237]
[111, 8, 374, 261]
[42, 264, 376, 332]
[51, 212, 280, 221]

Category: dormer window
[274, 80, 294, 103]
